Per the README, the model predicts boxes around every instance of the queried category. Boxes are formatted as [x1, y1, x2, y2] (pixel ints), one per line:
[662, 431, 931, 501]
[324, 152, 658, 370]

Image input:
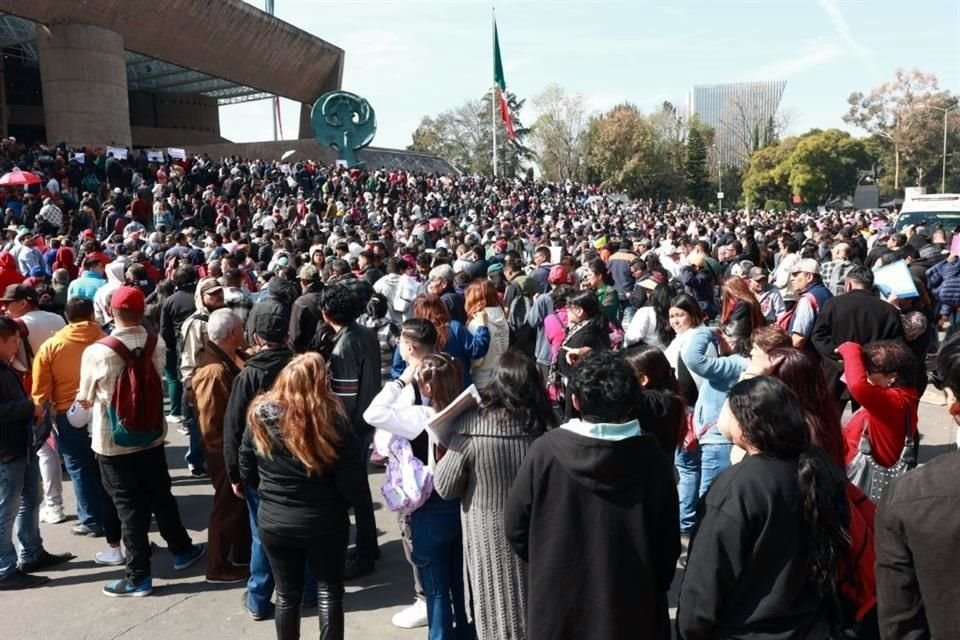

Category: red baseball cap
[111, 286, 144, 312]
[548, 265, 568, 285]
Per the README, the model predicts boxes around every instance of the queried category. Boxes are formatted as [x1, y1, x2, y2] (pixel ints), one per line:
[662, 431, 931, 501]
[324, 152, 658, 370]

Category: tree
[685, 119, 710, 205]
[582, 104, 667, 199]
[408, 91, 533, 176]
[844, 68, 957, 191]
[720, 93, 790, 165]
[742, 129, 877, 206]
[782, 129, 874, 204]
[529, 84, 588, 181]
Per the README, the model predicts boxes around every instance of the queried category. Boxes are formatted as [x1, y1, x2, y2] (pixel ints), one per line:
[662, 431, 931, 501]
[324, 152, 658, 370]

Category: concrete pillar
[298, 102, 312, 140]
[36, 23, 131, 147]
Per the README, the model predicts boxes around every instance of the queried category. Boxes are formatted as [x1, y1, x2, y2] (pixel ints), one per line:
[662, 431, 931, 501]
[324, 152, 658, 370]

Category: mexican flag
[493, 21, 516, 141]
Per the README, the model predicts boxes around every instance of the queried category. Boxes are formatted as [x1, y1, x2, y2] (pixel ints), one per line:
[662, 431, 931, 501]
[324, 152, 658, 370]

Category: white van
[894, 194, 960, 232]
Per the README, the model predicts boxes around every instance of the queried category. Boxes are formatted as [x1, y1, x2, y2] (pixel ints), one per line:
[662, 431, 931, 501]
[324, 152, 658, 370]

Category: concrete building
[0, 0, 343, 149]
[687, 81, 787, 168]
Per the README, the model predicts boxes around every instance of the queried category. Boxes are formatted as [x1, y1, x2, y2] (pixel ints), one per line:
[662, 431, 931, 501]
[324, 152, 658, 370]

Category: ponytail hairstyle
[726, 376, 849, 597]
[413, 294, 451, 350]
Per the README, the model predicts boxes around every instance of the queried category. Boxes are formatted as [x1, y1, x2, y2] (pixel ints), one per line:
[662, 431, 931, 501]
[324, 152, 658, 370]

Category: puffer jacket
[926, 257, 960, 307]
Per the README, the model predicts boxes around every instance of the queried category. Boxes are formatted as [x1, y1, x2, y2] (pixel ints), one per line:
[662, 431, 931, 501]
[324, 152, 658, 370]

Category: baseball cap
[790, 258, 821, 276]
[548, 265, 568, 285]
[198, 279, 223, 295]
[0, 284, 38, 304]
[298, 264, 319, 281]
[748, 266, 768, 281]
[111, 286, 145, 312]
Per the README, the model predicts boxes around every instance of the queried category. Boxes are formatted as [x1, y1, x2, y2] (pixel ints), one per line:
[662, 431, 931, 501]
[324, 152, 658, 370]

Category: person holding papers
[363, 319, 472, 640]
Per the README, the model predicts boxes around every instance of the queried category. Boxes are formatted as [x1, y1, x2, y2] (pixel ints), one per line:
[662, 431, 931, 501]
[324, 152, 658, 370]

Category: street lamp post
[931, 103, 957, 193]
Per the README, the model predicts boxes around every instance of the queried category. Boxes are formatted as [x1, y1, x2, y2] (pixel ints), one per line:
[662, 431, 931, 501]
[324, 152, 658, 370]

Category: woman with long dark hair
[556, 290, 610, 417]
[584, 257, 619, 320]
[239, 353, 368, 640]
[624, 281, 674, 349]
[623, 346, 685, 456]
[677, 376, 849, 639]
[434, 351, 555, 640]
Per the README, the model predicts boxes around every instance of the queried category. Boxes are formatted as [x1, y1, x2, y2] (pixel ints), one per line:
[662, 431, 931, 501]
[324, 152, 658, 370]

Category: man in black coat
[289, 264, 323, 354]
[505, 351, 679, 640]
[876, 333, 960, 639]
[320, 282, 381, 579]
[159, 266, 197, 424]
[222, 308, 296, 620]
[811, 265, 904, 412]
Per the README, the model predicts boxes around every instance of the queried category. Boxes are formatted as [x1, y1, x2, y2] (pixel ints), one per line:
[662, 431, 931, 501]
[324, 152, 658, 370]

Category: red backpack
[775, 292, 819, 332]
[98, 333, 164, 448]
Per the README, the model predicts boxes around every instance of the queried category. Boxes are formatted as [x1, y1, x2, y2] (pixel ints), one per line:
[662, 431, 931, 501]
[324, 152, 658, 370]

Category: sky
[220, 0, 960, 150]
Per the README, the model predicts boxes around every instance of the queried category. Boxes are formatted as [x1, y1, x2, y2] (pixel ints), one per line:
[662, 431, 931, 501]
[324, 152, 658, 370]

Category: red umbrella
[0, 168, 41, 187]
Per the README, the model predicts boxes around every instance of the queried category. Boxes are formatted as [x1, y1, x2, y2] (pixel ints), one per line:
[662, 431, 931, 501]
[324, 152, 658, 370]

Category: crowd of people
[0, 140, 958, 640]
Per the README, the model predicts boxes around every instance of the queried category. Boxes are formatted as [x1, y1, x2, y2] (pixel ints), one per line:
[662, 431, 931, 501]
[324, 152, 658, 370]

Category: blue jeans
[410, 493, 472, 640]
[164, 350, 182, 418]
[675, 443, 733, 533]
[0, 450, 44, 579]
[54, 415, 102, 532]
[244, 486, 316, 615]
[181, 387, 205, 473]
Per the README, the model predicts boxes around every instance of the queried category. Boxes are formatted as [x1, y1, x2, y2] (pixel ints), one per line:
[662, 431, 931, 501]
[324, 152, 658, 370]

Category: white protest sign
[106, 146, 128, 160]
[146, 150, 164, 162]
[167, 147, 186, 160]
[69, 152, 85, 164]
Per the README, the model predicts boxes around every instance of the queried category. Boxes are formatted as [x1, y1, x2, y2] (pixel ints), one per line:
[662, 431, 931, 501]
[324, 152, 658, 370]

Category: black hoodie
[222, 346, 293, 484]
[504, 427, 679, 640]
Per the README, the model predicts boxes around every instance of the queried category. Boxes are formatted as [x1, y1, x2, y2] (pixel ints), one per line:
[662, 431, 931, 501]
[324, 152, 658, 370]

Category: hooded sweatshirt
[0, 251, 24, 292]
[93, 259, 129, 325]
[32, 320, 105, 411]
[504, 423, 680, 640]
[179, 277, 220, 384]
[223, 346, 294, 484]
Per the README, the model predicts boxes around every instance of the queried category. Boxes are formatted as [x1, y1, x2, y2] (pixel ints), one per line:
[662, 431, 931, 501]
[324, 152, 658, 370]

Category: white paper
[146, 150, 164, 162]
[549, 246, 562, 264]
[68, 152, 85, 164]
[873, 260, 919, 299]
[167, 147, 186, 159]
[106, 146, 127, 160]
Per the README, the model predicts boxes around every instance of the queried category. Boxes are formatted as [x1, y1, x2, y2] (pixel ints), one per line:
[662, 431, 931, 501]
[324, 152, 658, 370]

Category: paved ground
[1, 392, 956, 640]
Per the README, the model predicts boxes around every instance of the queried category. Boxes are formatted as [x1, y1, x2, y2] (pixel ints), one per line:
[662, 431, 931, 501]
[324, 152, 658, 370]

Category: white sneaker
[95, 546, 124, 566]
[392, 599, 428, 629]
[40, 505, 67, 524]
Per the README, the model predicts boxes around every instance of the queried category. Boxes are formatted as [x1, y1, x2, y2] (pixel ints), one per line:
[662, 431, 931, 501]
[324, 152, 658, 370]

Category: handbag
[846, 412, 917, 503]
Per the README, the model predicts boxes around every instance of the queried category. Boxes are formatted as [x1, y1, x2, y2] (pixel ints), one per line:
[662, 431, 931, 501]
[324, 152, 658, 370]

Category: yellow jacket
[32, 320, 105, 412]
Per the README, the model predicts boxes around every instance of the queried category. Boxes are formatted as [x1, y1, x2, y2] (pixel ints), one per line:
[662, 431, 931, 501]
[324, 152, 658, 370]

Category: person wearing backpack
[76, 286, 204, 597]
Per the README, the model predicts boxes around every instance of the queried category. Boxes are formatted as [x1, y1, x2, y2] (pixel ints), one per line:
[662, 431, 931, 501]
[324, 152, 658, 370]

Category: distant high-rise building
[687, 81, 787, 168]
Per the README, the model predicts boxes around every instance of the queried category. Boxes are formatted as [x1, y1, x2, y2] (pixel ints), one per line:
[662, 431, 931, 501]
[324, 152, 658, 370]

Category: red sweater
[839, 341, 918, 467]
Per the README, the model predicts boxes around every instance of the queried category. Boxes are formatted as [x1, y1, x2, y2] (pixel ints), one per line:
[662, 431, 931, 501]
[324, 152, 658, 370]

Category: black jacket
[244, 277, 298, 343]
[876, 452, 960, 639]
[159, 288, 196, 356]
[505, 428, 679, 640]
[328, 323, 381, 436]
[677, 451, 842, 639]
[239, 405, 368, 539]
[811, 289, 904, 394]
[0, 361, 34, 462]
[223, 346, 294, 484]
[289, 283, 323, 354]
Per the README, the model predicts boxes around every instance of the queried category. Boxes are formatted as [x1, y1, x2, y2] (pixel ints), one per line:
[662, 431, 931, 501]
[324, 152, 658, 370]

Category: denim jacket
[681, 326, 747, 445]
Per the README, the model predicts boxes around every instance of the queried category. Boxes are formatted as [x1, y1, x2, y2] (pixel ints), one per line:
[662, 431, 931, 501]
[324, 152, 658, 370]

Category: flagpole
[491, 7, 498, 178]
